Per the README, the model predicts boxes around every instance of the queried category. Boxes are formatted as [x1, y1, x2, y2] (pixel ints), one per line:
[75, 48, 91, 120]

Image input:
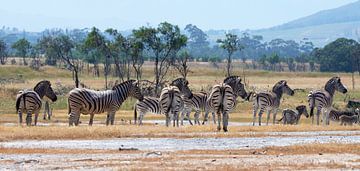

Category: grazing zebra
[339, 114, 359, 126]
[252, 80, 294, 126]
[180, 91, 208, 125]
[159, 78, 193, 127]
[207, 76, 248, 132]
[68, 80, 143, 126]
[329, 108, 359, 122]
[278, 105, 309, 125]
[16, 80, 57, 126]
[308, 77, 347, 125]
[134, 78, 193, 125]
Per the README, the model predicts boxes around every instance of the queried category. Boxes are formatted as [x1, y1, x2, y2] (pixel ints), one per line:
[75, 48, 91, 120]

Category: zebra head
[128, 80, 144, 101]
[223, 76, 248, 99]
[170, 78, 193, 98]
[296, 105, 309, 118]
[273, 80, 294, 96]
[34, 80, 57, 102]
[326, 77, 347, 94]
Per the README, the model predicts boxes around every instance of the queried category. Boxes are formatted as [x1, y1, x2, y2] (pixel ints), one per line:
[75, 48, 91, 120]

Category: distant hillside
[248, 0, 360, 47]
[270, 0, 360, 30]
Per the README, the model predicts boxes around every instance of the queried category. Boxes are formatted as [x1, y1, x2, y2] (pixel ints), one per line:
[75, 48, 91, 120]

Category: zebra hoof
[223, 128, 228, 132]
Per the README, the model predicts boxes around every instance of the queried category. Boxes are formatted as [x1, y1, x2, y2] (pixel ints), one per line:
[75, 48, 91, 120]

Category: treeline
[1, 22, 360, 93]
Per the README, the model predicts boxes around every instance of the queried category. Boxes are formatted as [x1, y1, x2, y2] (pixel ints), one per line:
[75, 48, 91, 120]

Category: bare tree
[172, 50, 191, 79]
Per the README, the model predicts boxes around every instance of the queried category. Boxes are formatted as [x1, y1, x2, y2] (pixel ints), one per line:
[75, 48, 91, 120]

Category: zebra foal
[278, 105, 309, 125]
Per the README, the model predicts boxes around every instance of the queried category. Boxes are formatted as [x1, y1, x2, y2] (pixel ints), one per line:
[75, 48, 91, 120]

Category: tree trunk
[226, 53, 232, 77]
[74, 69, 79, 88]
[154, 55, 160, 96]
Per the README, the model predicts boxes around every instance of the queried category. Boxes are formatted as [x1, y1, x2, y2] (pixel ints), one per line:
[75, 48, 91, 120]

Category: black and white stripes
[67, 80, 144, 126]
[16, 80, 57, 126]
[207, 76, 248, 132]
[308, 77, 347, 125]
[160, 78, 193, 127]
[252, 80, 294, 126]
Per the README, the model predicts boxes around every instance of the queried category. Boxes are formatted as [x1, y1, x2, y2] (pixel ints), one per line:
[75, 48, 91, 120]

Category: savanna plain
[1, 62, 360, 170]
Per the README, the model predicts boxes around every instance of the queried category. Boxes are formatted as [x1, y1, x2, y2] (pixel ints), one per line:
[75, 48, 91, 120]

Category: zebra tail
[308, 93, 315, 117]
[134, 104, 138, 124]
[278, 116, 284, 122]
[67, 97, 71, 115]
[16, 93, 26, 112]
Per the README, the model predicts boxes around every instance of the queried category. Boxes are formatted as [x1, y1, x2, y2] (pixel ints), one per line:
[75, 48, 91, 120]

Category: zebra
[308, 77, 347, 125]
[252, 80, 294, 126]
[133, 78, 192, 125]
[278, 105, 309, 125]
[159, 78, 193, 127]
[15, 80, 57, 126]
[339, 114, 359, 126]
[180, 91, 212, 125]
[68, 80, 144, 126]
[329, 108, 359, 122]
[207, 76, 248, 132]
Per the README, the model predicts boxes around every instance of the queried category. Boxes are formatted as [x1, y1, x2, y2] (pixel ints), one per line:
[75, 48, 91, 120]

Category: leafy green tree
[129, 36, 144, 81]
[12, 38, 31, 65]
[0, 39, 7, 65]
[267, 53, 280, 71]
[217, 33, 244, 76]
[133, 22, 187, 95]
[184, 24, 210, 58]
[84, 27, 112, 88]
[38, 34, 80, 87]
[314, 38, 358, 72]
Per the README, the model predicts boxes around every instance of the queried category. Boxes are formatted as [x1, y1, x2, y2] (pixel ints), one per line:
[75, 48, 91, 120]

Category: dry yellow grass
[0, 124, 359, 141]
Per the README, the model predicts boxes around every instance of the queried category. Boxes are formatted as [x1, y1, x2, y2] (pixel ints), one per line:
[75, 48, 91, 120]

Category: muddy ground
[1, 130, 360, 170]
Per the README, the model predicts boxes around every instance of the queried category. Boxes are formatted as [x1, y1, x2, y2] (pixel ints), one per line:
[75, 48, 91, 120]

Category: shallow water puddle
[1, 135, 360, 151]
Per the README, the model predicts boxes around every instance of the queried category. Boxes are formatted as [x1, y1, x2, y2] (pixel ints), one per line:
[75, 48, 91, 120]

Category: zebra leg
[139, 113, 144, 125]
[89, 114, 94, 126]
[272, 109, 278, 125]
[18, 110, 23, 125]
[212, 112, 216, 124]
[195, 110, 200, 125]
[187, 111, 193, 125]
[252, 105, 258, 126]
[180, 111, 185, 126]
[202, 111, 208, 125]
[34, 110, 39, 126]
[266, 110, 271, 126]
[325, 110, 330, 125]
[165, 113, 170, 127]
[258, 109, 264, 126]
[316, 108, 321, 126]
[106, 114, 110, 126]
[222, 112, 229, 132]
[176, 112, 180, 127]
[26, 111, 32, 126]
[217, 112, 221, 131]
[110, 113, 116, 125]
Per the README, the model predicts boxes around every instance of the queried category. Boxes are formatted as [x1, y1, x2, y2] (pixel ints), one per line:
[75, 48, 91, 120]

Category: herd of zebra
[15, 76, 360, 131]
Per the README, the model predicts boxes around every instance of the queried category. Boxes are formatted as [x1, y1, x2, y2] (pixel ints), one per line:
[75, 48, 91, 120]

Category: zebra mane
[324, 77, 339, 94]
[112, 80, 136, 90]
[272, 80, 287, 92]
[223, 76, 241, 84]
[171, 78, 188, 86]
[34, 80, 50, 90]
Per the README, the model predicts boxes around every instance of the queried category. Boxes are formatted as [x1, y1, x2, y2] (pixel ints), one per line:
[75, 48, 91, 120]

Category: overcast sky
[0, 0, 357, 32]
